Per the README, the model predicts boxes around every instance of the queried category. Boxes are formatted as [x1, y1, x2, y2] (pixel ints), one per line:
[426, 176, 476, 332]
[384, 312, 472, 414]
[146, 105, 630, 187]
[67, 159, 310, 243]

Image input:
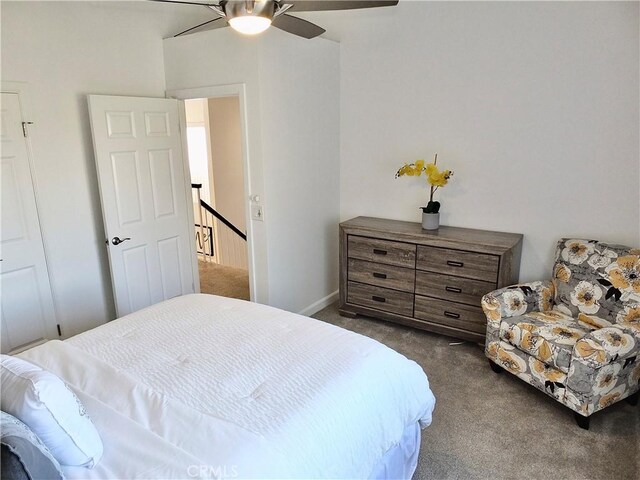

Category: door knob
[111, 236, 131, 245]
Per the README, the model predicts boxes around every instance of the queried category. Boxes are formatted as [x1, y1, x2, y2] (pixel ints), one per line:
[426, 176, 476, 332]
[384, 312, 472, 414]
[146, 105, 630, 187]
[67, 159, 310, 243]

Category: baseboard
[298, 290, 339, 317]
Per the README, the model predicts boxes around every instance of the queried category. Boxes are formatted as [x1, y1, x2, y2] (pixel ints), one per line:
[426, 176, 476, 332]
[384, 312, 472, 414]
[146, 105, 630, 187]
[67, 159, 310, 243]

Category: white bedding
[20, 294, 435, 479]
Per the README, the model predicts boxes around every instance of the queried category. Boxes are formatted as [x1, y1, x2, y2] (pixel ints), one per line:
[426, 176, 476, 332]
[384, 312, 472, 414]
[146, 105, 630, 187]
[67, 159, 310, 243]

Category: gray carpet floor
[312, 303, 639, 480]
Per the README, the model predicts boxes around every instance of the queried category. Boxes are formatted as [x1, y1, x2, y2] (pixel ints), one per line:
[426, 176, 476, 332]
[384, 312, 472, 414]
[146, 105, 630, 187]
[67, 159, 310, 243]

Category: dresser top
[340, 216, 523, 252]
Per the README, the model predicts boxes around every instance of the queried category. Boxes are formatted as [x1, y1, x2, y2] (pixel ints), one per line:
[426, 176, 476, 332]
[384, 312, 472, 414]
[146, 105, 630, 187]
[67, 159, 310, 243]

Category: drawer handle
[447, 260, 464, 268]
[373, 249, 388, 256]
[444, 311, 460, 319]
[373, 272, 387, 279]
[445, 286, 462, 293]
[372, 295, 386, 303]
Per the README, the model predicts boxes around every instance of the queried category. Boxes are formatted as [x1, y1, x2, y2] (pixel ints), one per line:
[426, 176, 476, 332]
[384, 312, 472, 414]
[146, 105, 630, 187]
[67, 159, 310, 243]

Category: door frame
[167, 84, 258, 302]
[1, 81, 60, 342]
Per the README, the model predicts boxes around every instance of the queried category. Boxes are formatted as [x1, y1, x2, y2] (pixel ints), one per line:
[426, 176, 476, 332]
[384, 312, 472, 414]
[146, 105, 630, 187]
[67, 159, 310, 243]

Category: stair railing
[191, 184, 247, 267]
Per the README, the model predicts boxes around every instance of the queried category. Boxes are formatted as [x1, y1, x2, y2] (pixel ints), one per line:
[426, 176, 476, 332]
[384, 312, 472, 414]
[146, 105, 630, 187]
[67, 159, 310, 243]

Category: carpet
[311, 303, 639, 480]
[198, 259, 250, 301]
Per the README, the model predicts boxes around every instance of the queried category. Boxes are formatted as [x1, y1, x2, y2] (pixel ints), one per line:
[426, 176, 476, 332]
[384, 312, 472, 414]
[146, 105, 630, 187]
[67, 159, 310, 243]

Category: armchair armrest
[481, 280, 555, 327]
[567, 324, 639, 415]
[573, 326, 639, 369]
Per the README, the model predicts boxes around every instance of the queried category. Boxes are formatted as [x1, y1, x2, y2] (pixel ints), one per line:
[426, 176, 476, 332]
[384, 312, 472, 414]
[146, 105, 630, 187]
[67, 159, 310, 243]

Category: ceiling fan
[153, 0, 398, 39]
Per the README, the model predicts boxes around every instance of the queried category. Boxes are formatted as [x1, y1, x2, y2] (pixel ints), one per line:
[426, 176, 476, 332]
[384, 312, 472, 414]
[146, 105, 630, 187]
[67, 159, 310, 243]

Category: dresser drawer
[414, 296, 487, 334]
[347, 281, 414, 317]
[348, 235, 416, 268]
[415, 271, 495, 307]
[416, 246, 499, 283]
[348, 259, 415, 293]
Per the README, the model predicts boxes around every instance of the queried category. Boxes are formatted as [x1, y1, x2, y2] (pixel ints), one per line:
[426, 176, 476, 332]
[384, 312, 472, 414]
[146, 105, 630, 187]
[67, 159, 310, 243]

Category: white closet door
[1, 92, 58, 353]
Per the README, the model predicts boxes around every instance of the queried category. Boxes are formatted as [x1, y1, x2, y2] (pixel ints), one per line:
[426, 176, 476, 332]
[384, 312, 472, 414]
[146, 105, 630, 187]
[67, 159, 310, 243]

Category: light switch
[251, 205, 264, 221]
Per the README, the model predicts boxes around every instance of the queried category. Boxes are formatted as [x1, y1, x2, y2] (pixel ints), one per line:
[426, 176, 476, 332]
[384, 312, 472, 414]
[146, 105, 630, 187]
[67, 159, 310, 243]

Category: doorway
[184, 96, 250, 301]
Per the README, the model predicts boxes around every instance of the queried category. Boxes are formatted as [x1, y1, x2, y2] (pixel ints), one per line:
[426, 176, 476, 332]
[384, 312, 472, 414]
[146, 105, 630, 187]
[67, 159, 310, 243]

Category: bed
[15, 294, 435, 479]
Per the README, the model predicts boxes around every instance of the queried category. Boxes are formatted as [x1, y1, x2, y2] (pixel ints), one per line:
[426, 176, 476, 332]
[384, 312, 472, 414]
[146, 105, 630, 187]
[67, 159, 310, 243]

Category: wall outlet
[251, 205, 264, 221]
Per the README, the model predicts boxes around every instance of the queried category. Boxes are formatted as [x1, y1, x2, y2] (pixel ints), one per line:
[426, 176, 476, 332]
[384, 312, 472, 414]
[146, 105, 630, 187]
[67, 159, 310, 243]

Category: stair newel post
[204, 200, 211, 261]
[193, 184, 207, 263]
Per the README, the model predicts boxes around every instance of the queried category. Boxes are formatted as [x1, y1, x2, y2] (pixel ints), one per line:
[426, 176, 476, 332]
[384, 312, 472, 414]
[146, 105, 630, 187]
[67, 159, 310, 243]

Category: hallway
[198, 259, 250, 301]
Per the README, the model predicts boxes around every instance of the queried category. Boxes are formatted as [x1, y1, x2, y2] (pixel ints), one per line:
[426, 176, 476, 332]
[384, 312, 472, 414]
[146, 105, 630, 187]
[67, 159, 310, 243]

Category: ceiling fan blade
[272, 14, 326, 39]
[174, 17, 227, 37]
[149, 0, 218, 6]
[285, 1, 398, 12]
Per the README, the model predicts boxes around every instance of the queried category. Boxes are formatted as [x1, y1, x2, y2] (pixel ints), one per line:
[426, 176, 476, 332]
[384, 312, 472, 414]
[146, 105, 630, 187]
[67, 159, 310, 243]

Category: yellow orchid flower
[395, 153, 454, 214]
[395, 164, 409, 177]
[427, 167, 452, 187]
[396, 160, 427, 178]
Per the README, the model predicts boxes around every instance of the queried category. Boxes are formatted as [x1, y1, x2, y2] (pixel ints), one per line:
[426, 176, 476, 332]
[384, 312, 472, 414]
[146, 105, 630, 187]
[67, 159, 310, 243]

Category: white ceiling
[94, 0, 220, 39]
[94, 0, 401, 42]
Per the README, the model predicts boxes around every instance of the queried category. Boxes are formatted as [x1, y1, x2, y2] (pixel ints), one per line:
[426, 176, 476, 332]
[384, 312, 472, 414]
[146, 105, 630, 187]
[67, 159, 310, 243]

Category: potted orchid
[395, 153, 453, 230]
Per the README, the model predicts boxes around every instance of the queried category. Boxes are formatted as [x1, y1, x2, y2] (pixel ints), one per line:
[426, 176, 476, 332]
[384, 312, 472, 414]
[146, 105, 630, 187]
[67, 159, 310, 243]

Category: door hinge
[56, 324, 62, 337]
[21, 121, 34, 137]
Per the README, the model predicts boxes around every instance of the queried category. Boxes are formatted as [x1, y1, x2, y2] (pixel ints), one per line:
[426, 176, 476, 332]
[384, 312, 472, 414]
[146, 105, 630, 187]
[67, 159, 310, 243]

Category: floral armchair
[482, 238, 640, 429]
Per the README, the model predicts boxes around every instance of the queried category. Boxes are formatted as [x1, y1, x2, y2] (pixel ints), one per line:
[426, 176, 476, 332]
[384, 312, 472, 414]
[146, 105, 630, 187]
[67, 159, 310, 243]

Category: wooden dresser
[339, 217, 523, 343]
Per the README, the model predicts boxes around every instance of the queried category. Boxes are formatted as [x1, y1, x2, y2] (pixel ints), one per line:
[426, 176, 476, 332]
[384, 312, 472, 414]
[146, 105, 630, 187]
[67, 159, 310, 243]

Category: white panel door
[88, 95, 195, 317]
[0, 92, 58, 353]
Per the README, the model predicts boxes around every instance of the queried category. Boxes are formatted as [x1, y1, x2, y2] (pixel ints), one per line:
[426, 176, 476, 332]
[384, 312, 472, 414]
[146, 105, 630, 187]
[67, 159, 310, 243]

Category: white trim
[167, 83, 244, 100]
[202, 100, 220, 261]
[166, 84, 259, 303]
[1, 81, 61, 333]
[175, 100, 201, 294]
[298, 291, 339, 317]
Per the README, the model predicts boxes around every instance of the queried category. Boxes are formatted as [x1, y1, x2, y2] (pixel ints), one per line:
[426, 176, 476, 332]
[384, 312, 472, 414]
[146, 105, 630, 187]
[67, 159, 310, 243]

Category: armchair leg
[626, 391, 639, 406]
[574, 412, 590, 430]
[488, 360, 503, 373]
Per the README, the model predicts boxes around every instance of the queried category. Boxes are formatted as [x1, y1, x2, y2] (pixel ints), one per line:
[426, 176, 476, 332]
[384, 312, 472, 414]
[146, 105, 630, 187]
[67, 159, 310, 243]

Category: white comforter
[21, 294, 435, 479]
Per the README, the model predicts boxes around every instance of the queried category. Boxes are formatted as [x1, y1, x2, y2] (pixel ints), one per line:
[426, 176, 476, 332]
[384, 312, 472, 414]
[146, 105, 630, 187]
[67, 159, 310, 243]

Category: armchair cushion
[499, 310, 594, 373]
[573, 326, 638, 369]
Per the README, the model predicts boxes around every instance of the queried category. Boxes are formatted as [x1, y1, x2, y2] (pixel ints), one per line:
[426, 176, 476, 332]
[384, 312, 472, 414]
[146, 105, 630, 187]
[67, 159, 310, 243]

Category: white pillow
[0, 354, 103, 467]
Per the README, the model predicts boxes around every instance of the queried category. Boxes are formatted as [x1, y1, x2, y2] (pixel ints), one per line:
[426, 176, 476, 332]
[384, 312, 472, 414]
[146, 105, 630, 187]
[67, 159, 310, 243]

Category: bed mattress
[20, 294, 435, 479]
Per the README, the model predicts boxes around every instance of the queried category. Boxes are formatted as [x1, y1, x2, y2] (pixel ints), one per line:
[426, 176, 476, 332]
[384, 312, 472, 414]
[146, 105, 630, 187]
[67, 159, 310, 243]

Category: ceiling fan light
[228, 15, 272, 35]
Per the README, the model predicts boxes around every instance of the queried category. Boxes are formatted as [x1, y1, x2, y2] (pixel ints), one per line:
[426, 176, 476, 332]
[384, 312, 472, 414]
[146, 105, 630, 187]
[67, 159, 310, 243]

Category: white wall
[185, 98, 207, 124]
[260, 29, 340, 313]
[256, 33, 341, 313]
[1, 2, 169, 335]
[208, 96, 249, 270]
[337, 1, 639, 282]
[164, 28, 340, 313]
[208, 96, 246, 233]
[185, 99, 212, 205]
